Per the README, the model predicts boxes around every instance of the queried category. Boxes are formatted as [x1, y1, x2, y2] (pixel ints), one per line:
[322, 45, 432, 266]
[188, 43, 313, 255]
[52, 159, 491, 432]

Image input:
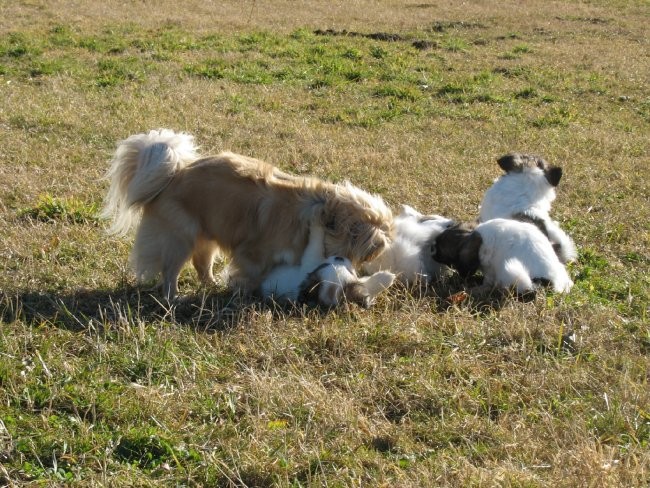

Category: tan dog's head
[317, 182, 393, 266]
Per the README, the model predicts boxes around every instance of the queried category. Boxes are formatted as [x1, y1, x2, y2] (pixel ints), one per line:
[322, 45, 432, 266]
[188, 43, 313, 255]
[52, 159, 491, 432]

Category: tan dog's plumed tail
[101, 129, 198, 235]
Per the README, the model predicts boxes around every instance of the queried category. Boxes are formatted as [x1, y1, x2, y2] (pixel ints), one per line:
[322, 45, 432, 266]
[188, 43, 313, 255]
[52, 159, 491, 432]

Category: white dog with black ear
[363, 205, 455, 285]
[261, 222, 395, 308]
[479, 153, 577, 264]
[431, 218, 573, 295]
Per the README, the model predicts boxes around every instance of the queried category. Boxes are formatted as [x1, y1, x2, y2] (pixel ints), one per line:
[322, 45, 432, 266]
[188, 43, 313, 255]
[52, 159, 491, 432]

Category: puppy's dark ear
[545, 166, 563, 187]
[457, 231, 482, 278]
[298, 271, 321, 305]
[344, 282, 371, 308]
[432, 223, 469, 265]
[497, 153, 519, 173]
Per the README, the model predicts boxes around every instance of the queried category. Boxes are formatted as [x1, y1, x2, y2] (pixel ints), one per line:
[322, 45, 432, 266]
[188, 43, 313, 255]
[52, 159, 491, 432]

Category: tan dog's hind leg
[161, 238, 193, 300]
[192, 237, 220, 285]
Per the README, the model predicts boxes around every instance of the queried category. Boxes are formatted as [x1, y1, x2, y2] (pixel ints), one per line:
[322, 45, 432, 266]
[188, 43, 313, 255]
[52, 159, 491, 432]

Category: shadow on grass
[0, 274, 523, 333]
[0, 284, 365, 333]
[423, 274, 519, 314]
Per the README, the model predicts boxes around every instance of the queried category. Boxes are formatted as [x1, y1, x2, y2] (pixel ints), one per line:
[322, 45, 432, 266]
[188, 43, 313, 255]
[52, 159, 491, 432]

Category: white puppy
[431, 218, 573, 294]
[363, 205, 454, 285]
[479, 153, 577, 264]
[261, 223, 395, 308]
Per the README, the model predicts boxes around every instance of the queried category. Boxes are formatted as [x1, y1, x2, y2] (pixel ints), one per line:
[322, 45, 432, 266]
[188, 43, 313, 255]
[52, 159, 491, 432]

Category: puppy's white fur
[363, 205, 454, 285]
[102, 129, 393, 299]
[476, 219, 573, 293]
[433, 218, 573, 294]
[479, 153, 577, 264]
[261, 222, 395, 308]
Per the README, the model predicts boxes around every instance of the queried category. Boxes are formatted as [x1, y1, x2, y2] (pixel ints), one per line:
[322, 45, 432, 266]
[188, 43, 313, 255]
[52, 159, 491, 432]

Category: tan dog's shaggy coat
[102, 129, 393, 299]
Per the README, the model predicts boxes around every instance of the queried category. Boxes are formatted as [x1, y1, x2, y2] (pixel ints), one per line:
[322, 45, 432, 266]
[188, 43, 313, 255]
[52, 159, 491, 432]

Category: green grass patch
[19, 194, 99, 225]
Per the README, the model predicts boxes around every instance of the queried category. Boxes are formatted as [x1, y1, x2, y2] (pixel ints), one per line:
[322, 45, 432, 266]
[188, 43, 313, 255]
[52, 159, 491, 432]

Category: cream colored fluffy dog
[102, 129, 393, 299]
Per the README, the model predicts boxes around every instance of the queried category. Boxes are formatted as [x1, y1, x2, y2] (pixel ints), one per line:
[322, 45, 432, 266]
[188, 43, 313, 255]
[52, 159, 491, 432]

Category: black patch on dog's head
[498, 153, 562, 183]
[545, 166, 563, 187]
[497, 153, 521, 173]
[457, 231, 483, 278]
[432, 222, 482, 278]
[344, 282, 371, 308]
[298, 266, 327, 305]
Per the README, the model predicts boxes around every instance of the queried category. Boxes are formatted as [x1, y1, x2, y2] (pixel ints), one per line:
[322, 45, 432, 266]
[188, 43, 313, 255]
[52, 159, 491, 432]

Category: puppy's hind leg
[192, 237, 220, 286]
[501, 259, 535, 295]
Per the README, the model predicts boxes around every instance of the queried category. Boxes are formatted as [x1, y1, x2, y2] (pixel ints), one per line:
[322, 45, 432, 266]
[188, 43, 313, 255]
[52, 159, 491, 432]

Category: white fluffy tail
[549, 264, 574, 293]
[101, 129, 199, 235]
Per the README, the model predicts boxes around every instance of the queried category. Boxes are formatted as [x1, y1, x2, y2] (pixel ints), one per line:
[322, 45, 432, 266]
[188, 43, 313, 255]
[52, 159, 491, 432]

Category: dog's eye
[334, 256, 345, 262]
[537, 160, 545, 169]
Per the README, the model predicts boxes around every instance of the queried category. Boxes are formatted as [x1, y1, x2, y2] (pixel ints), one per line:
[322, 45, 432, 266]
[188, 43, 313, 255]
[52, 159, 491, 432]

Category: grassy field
[1, 0, 649, 485]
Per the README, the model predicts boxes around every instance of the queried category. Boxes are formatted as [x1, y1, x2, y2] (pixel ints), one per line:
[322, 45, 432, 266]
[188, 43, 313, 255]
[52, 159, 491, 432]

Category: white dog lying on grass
[431, 218, 573, 295]
[479, 153, 577, 264]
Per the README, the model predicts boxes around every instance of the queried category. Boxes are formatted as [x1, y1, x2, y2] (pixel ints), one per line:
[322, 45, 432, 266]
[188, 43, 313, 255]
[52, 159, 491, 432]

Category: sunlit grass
[0, 1, 648, 485]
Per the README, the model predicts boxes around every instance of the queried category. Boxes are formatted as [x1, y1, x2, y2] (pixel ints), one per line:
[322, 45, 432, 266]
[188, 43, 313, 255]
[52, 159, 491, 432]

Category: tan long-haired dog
[102, 129, 393, 299]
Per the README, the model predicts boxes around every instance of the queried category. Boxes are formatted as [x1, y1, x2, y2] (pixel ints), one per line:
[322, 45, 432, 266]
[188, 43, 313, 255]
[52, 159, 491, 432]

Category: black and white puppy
[260, 222, 395, 308]
[299, 256, 395, 308]
[479, 153, 577, 264]
[432, 218, 573, 295]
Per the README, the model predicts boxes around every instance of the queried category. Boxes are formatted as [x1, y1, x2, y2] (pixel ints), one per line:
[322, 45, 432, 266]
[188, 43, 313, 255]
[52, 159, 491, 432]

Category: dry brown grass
[1, 0, 648, 486]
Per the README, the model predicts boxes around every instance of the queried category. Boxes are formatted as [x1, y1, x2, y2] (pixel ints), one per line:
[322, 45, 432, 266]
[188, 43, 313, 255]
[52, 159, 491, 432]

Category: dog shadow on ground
[0, 273, 526, 333]
[421, 273, 523, 314]
[0, 284, 372, 333]
[1, 286, 251, 333]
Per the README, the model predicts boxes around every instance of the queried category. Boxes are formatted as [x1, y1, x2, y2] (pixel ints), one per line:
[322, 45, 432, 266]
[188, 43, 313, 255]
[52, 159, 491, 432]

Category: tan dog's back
[144, 152, 316, 290]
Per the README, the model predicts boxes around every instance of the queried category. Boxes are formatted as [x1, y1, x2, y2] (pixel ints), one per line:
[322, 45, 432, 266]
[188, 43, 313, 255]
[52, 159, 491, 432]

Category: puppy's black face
[497, 153, 563, 187]
[344, 282, 371, 309]
[432, 223, 482, 278]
